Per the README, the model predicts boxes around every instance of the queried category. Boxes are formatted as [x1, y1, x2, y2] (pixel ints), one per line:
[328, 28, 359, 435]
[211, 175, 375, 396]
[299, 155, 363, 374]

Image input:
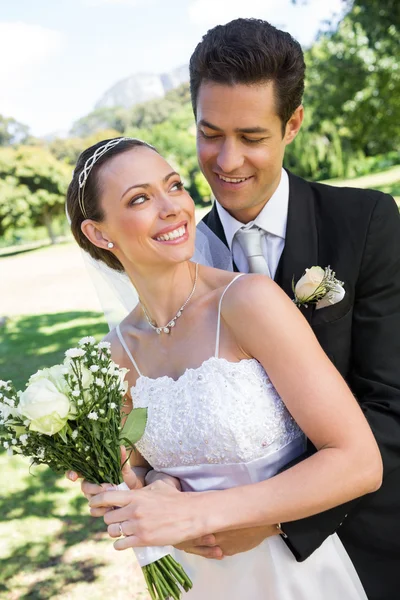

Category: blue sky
[1, 0, 344, 136]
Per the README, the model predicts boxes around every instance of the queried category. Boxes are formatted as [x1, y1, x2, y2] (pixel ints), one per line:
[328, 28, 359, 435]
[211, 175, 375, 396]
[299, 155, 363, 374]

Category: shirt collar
[215, 168, 289, 250]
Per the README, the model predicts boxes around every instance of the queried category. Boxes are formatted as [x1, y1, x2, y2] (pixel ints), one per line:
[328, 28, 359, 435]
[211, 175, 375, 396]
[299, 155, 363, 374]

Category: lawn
[0, 451, 149, 600]
[0, 247, 150, 598]
[0, 312, 150, 599]
[0, 312, 108, 390]
[321, 164, 400, 205]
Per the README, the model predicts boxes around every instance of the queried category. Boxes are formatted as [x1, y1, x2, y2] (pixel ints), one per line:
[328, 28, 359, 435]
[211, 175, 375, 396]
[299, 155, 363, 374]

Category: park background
[0, 0, 399, 598]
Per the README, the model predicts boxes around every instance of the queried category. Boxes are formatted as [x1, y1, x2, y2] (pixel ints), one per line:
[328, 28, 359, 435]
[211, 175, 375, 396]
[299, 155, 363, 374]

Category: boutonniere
[293, 266, 345, 310]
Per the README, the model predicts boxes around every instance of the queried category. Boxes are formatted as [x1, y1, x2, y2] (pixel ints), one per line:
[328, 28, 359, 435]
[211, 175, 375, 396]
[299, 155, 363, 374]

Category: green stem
[149, 563, 168, 599]
[157, 560, 182, 599]
[165, 555, 193, 589]
[143, 566, 158, 600]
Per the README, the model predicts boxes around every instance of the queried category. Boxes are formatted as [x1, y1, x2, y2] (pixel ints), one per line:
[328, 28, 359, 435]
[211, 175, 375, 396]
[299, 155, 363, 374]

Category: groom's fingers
[174, 542, 224, 559]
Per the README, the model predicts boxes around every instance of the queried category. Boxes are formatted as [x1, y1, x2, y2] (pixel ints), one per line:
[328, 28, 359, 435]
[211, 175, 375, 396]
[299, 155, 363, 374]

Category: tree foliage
[0, 115, 29, 146]
[0, 146, 71, 242]
[1, 3, 399, 242]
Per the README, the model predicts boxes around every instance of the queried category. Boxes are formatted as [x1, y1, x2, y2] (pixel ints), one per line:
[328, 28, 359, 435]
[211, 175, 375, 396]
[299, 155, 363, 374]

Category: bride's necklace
[140, 262, 199, 335]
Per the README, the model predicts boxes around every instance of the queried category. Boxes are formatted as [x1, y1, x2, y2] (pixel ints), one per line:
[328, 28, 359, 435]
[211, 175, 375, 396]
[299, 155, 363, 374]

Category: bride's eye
[170, 181, 184, 192]
[129, 194, 148, 206]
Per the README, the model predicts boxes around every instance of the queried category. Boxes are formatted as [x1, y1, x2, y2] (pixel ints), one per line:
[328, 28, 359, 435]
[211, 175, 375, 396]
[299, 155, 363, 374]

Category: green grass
[0, 312, 149, 599]
[0, 451, 149, 599]
[0, 312, 108, 390]
[322, 164, 400, 205]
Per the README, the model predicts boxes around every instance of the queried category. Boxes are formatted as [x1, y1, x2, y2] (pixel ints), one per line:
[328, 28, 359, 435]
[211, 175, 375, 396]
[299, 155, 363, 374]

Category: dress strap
[215, 274, 246, 358]
[115, 324, 142, 377]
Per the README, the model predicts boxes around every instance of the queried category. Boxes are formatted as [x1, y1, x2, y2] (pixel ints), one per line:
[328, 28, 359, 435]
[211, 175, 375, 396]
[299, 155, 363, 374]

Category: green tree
[49, 129, 122, 165]
[0, 115, 29, 146]
[0, 146, 71, 243]
[287, 0, 400, 178]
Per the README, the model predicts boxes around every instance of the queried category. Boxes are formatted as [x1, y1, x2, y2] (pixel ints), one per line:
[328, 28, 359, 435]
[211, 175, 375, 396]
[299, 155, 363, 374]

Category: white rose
[29, 365, 69, 395]
[295, 266, 326, 302]
[18, 379, 72, 436]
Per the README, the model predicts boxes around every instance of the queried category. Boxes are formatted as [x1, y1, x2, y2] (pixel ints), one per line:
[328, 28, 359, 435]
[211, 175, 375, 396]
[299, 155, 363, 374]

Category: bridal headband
[77, 137, 155, 219]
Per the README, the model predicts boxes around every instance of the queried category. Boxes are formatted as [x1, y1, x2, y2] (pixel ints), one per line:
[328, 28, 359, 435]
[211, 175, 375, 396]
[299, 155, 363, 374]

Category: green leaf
[58, 427, 68, 444]
[119, 408, 147, 446]
[9, 425, 27, 436]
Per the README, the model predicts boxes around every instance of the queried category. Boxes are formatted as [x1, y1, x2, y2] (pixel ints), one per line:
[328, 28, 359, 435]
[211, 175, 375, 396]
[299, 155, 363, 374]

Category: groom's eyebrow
[198, 119, 271, 135]
[120, 171, 178, 200]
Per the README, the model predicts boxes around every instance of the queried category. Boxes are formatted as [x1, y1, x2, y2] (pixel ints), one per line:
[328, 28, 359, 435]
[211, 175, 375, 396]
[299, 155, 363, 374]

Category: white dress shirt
[215, 169, 289, 279]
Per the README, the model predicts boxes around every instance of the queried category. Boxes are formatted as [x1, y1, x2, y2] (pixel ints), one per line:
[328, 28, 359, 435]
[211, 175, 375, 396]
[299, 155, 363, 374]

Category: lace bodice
[116, 274, 303, 471]
[132, 356, 303, 470]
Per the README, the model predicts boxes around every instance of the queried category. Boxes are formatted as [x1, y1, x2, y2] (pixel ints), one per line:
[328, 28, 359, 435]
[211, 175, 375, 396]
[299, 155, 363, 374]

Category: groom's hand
[145, 469, 182, 491]
[175, 525, 278, 559]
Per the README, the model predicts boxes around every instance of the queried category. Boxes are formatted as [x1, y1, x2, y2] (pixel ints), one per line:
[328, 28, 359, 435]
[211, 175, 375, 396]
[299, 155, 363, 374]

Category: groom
[175, 18, 400, 600]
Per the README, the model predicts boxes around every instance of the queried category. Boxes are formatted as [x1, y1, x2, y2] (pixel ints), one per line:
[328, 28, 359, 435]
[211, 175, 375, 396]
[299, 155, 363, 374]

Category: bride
[66, 137, 381, 599]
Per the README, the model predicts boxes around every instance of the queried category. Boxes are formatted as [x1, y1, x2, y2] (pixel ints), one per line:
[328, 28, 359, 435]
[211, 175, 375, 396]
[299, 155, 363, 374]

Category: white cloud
[0, 22, 64, 128]
[188, 0, 344, 46]
[84, 0, 141, 6]
[0, 22, 63, 80]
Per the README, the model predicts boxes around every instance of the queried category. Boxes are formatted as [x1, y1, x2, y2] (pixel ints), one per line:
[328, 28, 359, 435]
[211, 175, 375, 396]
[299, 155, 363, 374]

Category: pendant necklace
[140, 262, 199, 334]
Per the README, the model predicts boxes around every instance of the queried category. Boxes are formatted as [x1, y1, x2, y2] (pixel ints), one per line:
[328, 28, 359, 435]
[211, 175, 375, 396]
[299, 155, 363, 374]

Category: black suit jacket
[201, 171, 400, 600]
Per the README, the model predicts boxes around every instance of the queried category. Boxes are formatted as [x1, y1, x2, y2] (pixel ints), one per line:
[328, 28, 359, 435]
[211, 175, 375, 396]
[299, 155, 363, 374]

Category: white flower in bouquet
[0, 400, 20, 422]
[28, 365, 70, 395]
[79, 336, 96, 346]
[18, 377, 74, 435]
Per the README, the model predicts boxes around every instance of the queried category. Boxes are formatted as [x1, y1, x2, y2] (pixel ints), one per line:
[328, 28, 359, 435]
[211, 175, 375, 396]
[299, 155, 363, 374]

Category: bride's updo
[66, 137, 158, 272]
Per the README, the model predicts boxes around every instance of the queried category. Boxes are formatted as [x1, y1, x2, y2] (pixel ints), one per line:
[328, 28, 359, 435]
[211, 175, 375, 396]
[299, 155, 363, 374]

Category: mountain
[95, 64, 189, 110]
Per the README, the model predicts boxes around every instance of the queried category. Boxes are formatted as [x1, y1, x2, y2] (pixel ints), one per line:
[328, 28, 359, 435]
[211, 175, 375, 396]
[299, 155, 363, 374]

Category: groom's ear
[81, 220, 113, 250]
[284, 105, 304, 145]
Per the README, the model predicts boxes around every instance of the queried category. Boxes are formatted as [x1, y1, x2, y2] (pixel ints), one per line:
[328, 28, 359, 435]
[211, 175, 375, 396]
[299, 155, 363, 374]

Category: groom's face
[196, 81, 302, 223]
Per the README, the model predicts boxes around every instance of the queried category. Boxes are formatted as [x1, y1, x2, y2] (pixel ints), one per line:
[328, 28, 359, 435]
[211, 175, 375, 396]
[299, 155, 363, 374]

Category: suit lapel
[275, 171, 319, 324]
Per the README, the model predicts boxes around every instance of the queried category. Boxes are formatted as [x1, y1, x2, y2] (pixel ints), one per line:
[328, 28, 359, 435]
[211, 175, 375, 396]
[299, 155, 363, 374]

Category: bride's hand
[65, 446, 144, 517]
[89, 479, 203, 549]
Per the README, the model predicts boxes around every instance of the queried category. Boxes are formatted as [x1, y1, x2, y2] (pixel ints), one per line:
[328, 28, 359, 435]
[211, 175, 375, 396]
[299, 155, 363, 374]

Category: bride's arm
[89, 276, 382, 548]
[198, 274, 382, 533]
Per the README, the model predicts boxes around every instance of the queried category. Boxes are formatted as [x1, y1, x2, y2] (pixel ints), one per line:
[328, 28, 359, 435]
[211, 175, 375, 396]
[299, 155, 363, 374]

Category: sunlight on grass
[0, 452, 149, 599]
[0, 312, 108, 390]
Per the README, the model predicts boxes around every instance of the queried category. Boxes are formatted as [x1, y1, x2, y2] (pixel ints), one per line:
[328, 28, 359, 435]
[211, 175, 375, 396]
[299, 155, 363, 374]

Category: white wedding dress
[116, 275, 367, 600]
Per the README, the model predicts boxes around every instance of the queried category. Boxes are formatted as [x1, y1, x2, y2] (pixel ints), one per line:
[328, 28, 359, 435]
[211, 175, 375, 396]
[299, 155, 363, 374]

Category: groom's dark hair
[189, 18, 305, 134]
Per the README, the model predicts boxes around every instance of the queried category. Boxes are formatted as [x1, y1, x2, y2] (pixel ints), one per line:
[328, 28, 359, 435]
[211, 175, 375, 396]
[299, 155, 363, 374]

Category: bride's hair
[66, 137, 158, 272]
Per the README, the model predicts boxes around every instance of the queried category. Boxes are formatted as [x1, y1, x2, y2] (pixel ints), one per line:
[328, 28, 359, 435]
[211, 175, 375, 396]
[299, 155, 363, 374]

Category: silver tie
[235, 226, 271, 276]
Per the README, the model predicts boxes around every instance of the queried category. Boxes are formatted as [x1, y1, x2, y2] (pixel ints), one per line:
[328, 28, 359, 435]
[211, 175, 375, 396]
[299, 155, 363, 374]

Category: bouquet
[0, 336, 192, 600]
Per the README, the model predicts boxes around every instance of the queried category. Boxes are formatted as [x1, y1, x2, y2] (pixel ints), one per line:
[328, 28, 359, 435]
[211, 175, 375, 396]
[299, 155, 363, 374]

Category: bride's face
[97, 146, 196, 269]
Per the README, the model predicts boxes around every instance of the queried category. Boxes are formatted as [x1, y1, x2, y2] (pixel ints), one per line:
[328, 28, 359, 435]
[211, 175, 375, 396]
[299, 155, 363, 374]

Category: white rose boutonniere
[293, 266, 345, 310]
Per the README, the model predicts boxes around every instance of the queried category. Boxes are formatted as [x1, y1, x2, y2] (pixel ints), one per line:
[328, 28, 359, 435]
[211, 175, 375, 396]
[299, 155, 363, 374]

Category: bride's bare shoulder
[220, 273, 287, 316]
[200, 264, 246, 294]
[101, 308, 142, 367]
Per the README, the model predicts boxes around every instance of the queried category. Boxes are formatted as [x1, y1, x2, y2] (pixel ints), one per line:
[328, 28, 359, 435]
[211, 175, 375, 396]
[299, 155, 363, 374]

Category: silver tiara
[77, 137, 154, 219]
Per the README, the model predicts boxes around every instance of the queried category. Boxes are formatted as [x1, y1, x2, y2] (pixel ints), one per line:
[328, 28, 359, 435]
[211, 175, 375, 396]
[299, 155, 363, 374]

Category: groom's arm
[280, 192, 400, 560]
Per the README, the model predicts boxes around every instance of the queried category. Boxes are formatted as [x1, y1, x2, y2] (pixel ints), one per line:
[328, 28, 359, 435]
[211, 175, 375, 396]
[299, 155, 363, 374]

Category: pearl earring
[107, 242, 114, 249]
